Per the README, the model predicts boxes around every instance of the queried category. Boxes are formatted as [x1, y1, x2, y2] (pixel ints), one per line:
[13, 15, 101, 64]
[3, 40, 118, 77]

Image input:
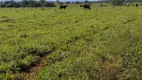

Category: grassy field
[0, 3, 142, 80]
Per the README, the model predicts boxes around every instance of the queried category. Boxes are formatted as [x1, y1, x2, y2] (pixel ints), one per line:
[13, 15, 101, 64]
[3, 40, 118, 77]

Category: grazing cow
[80, 5, 83, 7]
[132, 4, 135, 6]
[136, 4, 138, 7]
[60, 5, 68, 10]
[103, 5, 108, 7]
[80, 4, 91, 10]
[125, 4, 130, 7]
[100, 4, 108, 7]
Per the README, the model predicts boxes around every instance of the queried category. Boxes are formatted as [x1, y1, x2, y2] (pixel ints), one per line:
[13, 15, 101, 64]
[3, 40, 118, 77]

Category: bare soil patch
[24, 56, 46, 80]
[0, 19, 11, 23]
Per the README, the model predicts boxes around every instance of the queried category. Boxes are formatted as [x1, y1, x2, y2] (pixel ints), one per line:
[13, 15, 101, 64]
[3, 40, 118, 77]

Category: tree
[22, 0, 28, 4]
[42, 2, 56, 7]
[39, 0, 46, 4]
[110, 0, 124, 6]
[84, 0, 89, 3]
[105, 0, 111, 3]
[0, 0, 57, 8]
[6, 2, 13, 7]
[28, 0, 36, 7]
[21, 0, 28, 7]
[56, 0, 60, 3]
[12, 2, 20, 7]
[0, 2, 6, 7]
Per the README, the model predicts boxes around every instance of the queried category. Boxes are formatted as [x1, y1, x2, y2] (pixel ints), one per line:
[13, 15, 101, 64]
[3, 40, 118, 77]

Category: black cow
[80, 5, 83, 7]
[80, 4, 91, 10]
[136, 4, 138, 7]
[100, 4, 103, 7]
[60, 5, 68, 10]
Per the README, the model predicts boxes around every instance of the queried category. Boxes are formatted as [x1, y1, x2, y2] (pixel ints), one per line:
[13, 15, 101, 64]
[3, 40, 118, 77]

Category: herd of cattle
[60, 3, 141, 10]
[60, 4, 91, 10]
[124, 3, 141, 7]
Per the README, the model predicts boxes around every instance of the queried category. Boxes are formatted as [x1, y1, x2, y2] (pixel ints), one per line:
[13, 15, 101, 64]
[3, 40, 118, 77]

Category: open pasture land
[0, 4, 142, 80]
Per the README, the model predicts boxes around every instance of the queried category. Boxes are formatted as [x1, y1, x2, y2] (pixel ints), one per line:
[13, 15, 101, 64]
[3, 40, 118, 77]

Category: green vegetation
[110, 0, 124, 6]
[0, 0, 56, 8]
[0, 4, 142, 80]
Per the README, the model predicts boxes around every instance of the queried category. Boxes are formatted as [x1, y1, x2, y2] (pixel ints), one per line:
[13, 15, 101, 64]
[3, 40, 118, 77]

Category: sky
[0, 0, 98, 2]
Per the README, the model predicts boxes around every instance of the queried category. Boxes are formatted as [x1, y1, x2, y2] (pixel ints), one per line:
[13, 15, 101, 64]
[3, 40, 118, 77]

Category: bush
[111, 0, 124, 6]
[42, 2, 56, 7]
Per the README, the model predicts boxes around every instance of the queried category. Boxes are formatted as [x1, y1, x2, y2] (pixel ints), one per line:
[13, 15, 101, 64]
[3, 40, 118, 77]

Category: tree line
[0, 0, 56, 8]
[0, 0, 141, 8]
[104, 0, 142, 6]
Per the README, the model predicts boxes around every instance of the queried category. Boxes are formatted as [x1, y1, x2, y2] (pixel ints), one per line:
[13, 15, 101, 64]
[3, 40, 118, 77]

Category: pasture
[0, 3, 142, 80]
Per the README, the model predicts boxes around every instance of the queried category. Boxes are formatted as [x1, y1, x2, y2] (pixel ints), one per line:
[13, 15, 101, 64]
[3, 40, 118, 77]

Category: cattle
[80, 5, 83, 7]
[80, 4, 91, 10]
[100, 4, 108, 7]
[136, 4, 138, 7]
[131, 4, 135, 6]
[125, 4, 130, 7]
[60, 5, 68, 10]
[104, 5, 108, 7]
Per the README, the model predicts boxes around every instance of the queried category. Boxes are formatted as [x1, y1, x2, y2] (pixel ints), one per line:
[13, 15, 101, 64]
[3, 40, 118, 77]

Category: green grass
[0, 4, 142, 80]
